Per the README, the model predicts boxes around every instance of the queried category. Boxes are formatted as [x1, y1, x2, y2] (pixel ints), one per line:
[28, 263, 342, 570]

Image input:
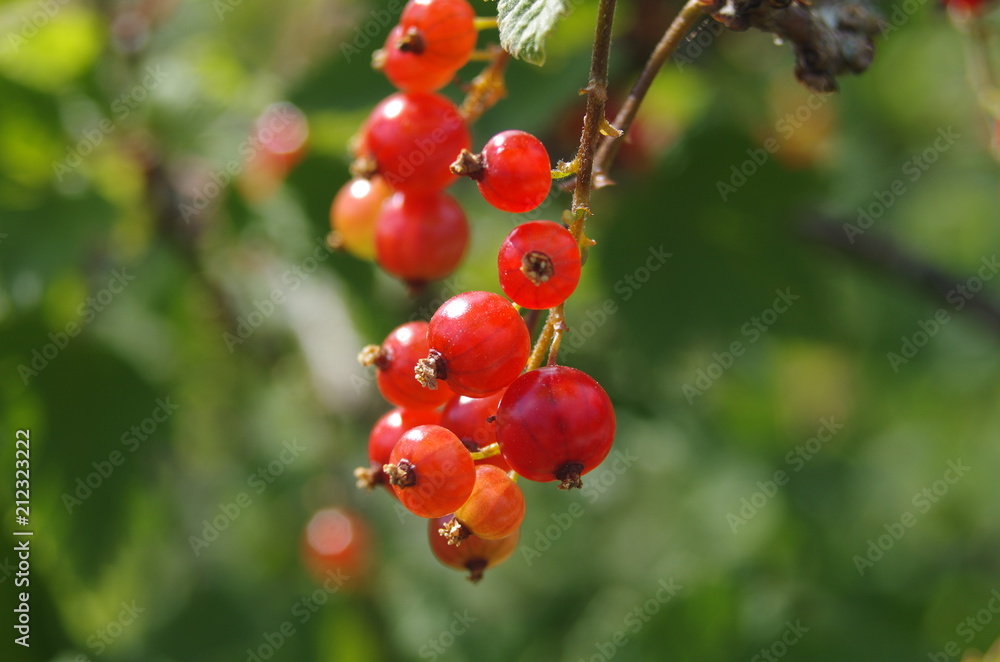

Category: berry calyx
[428, 515, 519, 583]
[360, 322, 454, 409]
[385, 424, 476, 517]
[356, 407, 442, 491]
[416, 291, 531, 397]
[496, 366, 616, 489]
[445, 464, 525, 542]
[453, 130, 551, 213]
[330, 176, 392, 260]
[376, 0, 477, 92]
[361, 92, 470, 192]
[375, 191, 469, 288]
[497, 221, 582, 309]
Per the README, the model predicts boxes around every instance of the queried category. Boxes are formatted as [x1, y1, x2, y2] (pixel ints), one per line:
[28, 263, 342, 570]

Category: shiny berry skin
[301, 508, 370, 587]
[379, 0, 477, 92]
[370, 322, 454, 409]
[416, 291, 530, 398]
[496, 366, 615, 489]
[375, 191, 469, 287]
[428, 515, 519, 582]
[330, 176, 391, 260]
[474, 130, 551, 213]
[363, 92, 470, 192]
[497, 221, 582, 309]
[445, 465, 525, 541]
[440, 391, 510, 471]
[360, 407, 442, 491]
[386, 424, 476, 518]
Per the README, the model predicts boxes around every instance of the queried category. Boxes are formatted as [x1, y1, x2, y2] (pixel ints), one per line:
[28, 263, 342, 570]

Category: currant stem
[593, 0, 710, 181]
[473, 16, 498, 30]
[525, 0, 617, 372]
[460, 46, 510, 123]
[469, 442, 501, 461]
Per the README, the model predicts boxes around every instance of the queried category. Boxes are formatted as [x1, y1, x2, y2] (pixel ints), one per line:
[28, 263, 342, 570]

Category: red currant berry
[357, 407, 442, 491]
[360, 322, 454, 409]
[452, 130, 551, 213]
[441, 465, 525, 543]
[301, 508, 370, 587]
[375, 191, 469, 288]
[363, 92, 470, 192]
[496, 366, 615, 489]
[497, 220, 582, 309]
[330, 176, 391, 260]
[377, 0, 477, 92]
[428, 515, 519, 582]
[385, 424, 476, 518]
[416, 291, 530, 398]
[440, 391, 510, 471]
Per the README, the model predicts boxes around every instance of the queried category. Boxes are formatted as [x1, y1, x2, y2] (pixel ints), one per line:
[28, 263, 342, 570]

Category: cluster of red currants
[356, 294, 616, 582]
[329, 0, 553, 289]
[330, 0, 616, 583]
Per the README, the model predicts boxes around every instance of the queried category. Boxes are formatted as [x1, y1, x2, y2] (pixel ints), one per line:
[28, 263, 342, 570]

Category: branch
[801, 217, 1000, 337]
[594, 0, 710, 182]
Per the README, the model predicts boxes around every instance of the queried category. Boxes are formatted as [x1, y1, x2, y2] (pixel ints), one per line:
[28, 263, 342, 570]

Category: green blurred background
[3, 0, 1000, 660]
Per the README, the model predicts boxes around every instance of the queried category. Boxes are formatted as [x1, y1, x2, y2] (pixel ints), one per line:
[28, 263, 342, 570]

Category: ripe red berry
[363, 92, 470, 192]
[385, 424, 476, 518]
[497, 221, 582, 309]
[442, 465, 525, 543]
[330, 176, 392, 260]
[496, 366, 615, 489]
[440, 391, 510, 471]
[375, 191, 469, 288]
[357, 407, 442, 491]
[428, 515, 519, 582]
[416, 291, 531, 398]
[454, 130, 551, 213]
[301, 508, 370, 587]
[378, 0, 477, 92]
[362, 322, 454, 409]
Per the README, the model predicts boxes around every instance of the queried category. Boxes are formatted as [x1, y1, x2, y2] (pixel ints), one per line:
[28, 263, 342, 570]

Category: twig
[593, 0, 710, 182]
[801, 217, 1000, 337]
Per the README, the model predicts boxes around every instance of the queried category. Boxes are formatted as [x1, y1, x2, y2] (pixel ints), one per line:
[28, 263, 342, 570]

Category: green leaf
[497, 0, 570, 66]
